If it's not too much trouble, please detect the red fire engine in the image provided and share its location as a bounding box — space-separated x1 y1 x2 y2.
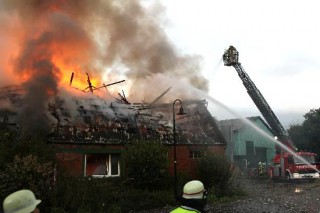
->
223 46 319 179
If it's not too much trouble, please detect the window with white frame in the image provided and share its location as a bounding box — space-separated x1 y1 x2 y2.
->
84 153 120 177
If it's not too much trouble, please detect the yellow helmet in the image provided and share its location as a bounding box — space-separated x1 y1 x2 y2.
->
3 190 41 213
182 180 206 199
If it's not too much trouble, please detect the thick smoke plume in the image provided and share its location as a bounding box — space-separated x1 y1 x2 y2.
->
0 0 208 136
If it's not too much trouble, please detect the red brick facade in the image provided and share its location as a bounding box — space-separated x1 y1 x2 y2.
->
167 144 226 177
52 143 226 178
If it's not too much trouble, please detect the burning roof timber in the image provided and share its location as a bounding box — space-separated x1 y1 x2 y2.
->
0 85 226 145
0 0 217 145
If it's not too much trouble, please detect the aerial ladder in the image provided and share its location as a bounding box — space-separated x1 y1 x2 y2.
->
222 45 295 153
222 46 320 179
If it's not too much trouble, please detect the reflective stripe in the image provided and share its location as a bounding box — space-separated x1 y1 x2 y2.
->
170 207 201 213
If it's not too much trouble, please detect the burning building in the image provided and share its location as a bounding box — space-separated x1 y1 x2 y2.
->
0 0 226 177
0 84 226 177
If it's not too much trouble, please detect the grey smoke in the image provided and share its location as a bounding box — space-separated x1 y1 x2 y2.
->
0 0 209 136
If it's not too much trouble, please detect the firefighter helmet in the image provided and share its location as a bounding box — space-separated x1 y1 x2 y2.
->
3 189 41 213
182 180 206 199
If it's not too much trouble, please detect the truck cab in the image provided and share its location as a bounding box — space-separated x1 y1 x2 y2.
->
268 152 320 179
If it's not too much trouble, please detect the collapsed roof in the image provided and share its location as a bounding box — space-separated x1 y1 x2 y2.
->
0 85 226 145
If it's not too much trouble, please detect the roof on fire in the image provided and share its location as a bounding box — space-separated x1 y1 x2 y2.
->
0 85 226 145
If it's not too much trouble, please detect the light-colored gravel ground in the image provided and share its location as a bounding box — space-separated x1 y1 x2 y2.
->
207 177 320 213
137 177 320 213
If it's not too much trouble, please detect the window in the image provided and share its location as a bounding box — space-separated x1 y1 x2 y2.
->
293 155 315 164
84 153 120 177
288 156 294 164
190 151 205 159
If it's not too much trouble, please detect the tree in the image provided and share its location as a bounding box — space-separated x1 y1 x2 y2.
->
197 153 233 197
121 141 169 190
288 108 320 154
287 124 307 151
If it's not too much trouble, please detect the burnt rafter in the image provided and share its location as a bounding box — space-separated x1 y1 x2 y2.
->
46 98 226 145
0 84 226 145
69 72 125 93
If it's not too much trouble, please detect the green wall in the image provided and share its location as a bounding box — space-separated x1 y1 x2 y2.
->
234 118 275 164
219 117 276 165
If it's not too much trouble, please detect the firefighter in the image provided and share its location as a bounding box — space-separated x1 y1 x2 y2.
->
170 180 208 213
3 189 41 213
258 162 263 175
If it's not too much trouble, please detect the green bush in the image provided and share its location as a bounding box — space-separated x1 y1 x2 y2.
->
196 154 233 197
50 208 69 213
0 135 56 169
50 176 117 213
0 130 19 169
0 135 176 212
0 134 58 213
121 141 169 190
50 176 175 212
115 187 175 212
0 154 55 212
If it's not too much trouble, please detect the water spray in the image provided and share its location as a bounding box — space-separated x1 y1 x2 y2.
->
205 95 320 174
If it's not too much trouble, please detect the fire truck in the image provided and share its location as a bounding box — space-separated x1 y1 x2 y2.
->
222 46 320 179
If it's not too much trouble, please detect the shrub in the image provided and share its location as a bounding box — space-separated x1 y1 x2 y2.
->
50 176 175 212
0 154 55 212
121 141 169 190
196 154 233 197
0 134 176 212
0 130 19 169
0 135 56 169
50 176 117 213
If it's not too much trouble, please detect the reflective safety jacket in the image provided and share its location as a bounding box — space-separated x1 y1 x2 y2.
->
170 206 201 213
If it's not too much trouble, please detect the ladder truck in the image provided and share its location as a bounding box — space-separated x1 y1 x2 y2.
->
223 46 319 179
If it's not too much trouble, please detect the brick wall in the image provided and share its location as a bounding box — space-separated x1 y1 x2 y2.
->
168 144 226 177
53 143 226 178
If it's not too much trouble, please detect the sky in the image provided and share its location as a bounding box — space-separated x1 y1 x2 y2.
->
160 0 320 128
0 0 319 130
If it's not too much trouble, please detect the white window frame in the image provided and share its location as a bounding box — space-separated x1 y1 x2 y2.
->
84 153 120 178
